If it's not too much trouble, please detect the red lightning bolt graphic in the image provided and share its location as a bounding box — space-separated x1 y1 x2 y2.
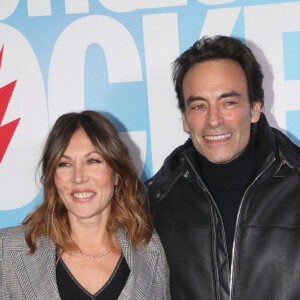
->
0 45 20 164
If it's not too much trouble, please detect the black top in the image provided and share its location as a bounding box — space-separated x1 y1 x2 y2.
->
56 254 130 300
197 137 256 264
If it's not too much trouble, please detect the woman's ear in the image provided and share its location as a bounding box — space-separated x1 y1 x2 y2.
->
114 173 119 186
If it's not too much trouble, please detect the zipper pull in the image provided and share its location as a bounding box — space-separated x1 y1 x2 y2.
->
274 157 293 177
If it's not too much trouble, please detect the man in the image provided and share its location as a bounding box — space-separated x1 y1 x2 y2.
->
146 35 300 300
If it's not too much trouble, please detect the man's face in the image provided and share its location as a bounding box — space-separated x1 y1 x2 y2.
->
182 59 261 164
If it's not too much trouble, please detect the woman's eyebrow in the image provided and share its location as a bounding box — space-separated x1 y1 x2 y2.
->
84 151 100 157
60 151 99 159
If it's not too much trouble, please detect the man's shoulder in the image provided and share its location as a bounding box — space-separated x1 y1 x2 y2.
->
272 127 300 169
145 139 195 201
147 139 193 178
256 114 300 170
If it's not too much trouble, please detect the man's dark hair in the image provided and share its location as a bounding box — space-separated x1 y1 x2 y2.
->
173 35 264 111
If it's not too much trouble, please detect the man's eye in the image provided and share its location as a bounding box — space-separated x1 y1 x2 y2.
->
57 162 70 167
193 104 205 110
225 101 236 106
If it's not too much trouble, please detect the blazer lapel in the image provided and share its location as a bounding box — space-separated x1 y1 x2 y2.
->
117 230 159 300
10 236 61 300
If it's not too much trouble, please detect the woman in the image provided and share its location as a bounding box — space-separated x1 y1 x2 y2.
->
0 111 170 299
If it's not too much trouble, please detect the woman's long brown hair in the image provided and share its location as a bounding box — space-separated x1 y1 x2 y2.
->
23 111 153 254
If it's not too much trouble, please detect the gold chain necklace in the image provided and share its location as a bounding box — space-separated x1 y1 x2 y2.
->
77 247 111 258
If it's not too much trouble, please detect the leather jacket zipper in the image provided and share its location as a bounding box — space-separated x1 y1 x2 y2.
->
229 155 276 299
184 154 229 300
275 149 293 173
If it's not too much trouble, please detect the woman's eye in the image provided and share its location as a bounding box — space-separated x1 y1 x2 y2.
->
57 162 70 168
87 158 101 164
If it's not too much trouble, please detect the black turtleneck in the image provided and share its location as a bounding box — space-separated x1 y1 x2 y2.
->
197 137 256 264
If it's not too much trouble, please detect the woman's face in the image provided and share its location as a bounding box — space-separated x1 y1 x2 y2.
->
54 128 117 225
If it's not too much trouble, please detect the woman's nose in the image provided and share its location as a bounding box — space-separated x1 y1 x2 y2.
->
71 164 89 184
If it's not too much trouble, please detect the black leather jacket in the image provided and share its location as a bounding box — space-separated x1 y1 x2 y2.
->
146 115 300 300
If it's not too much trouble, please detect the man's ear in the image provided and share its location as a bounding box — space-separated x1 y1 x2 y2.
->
251 101 261 123
181 111 190 133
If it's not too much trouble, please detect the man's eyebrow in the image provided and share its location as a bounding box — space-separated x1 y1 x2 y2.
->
219 91 242 99
185 91 243 106
186 95 206 104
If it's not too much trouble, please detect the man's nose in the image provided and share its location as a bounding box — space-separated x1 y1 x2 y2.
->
207 105 223 128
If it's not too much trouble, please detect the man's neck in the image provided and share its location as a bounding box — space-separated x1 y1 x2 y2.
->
197 136 256 191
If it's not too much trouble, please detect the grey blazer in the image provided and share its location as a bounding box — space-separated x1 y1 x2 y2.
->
0 226 170 299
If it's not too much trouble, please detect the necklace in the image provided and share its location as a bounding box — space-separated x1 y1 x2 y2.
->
76 235 117 259
77 247 111 258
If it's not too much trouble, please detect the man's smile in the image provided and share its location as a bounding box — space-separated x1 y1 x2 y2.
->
204 133 232 141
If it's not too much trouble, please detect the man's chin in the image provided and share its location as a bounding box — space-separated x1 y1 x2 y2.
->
204 153 237 165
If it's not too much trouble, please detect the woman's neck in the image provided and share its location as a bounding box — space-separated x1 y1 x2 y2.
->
68 215 110 250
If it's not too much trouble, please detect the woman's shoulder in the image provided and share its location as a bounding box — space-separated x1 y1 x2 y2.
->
0 225 27 250
0 225 26 238
117 229 164 254
145 230 165 253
